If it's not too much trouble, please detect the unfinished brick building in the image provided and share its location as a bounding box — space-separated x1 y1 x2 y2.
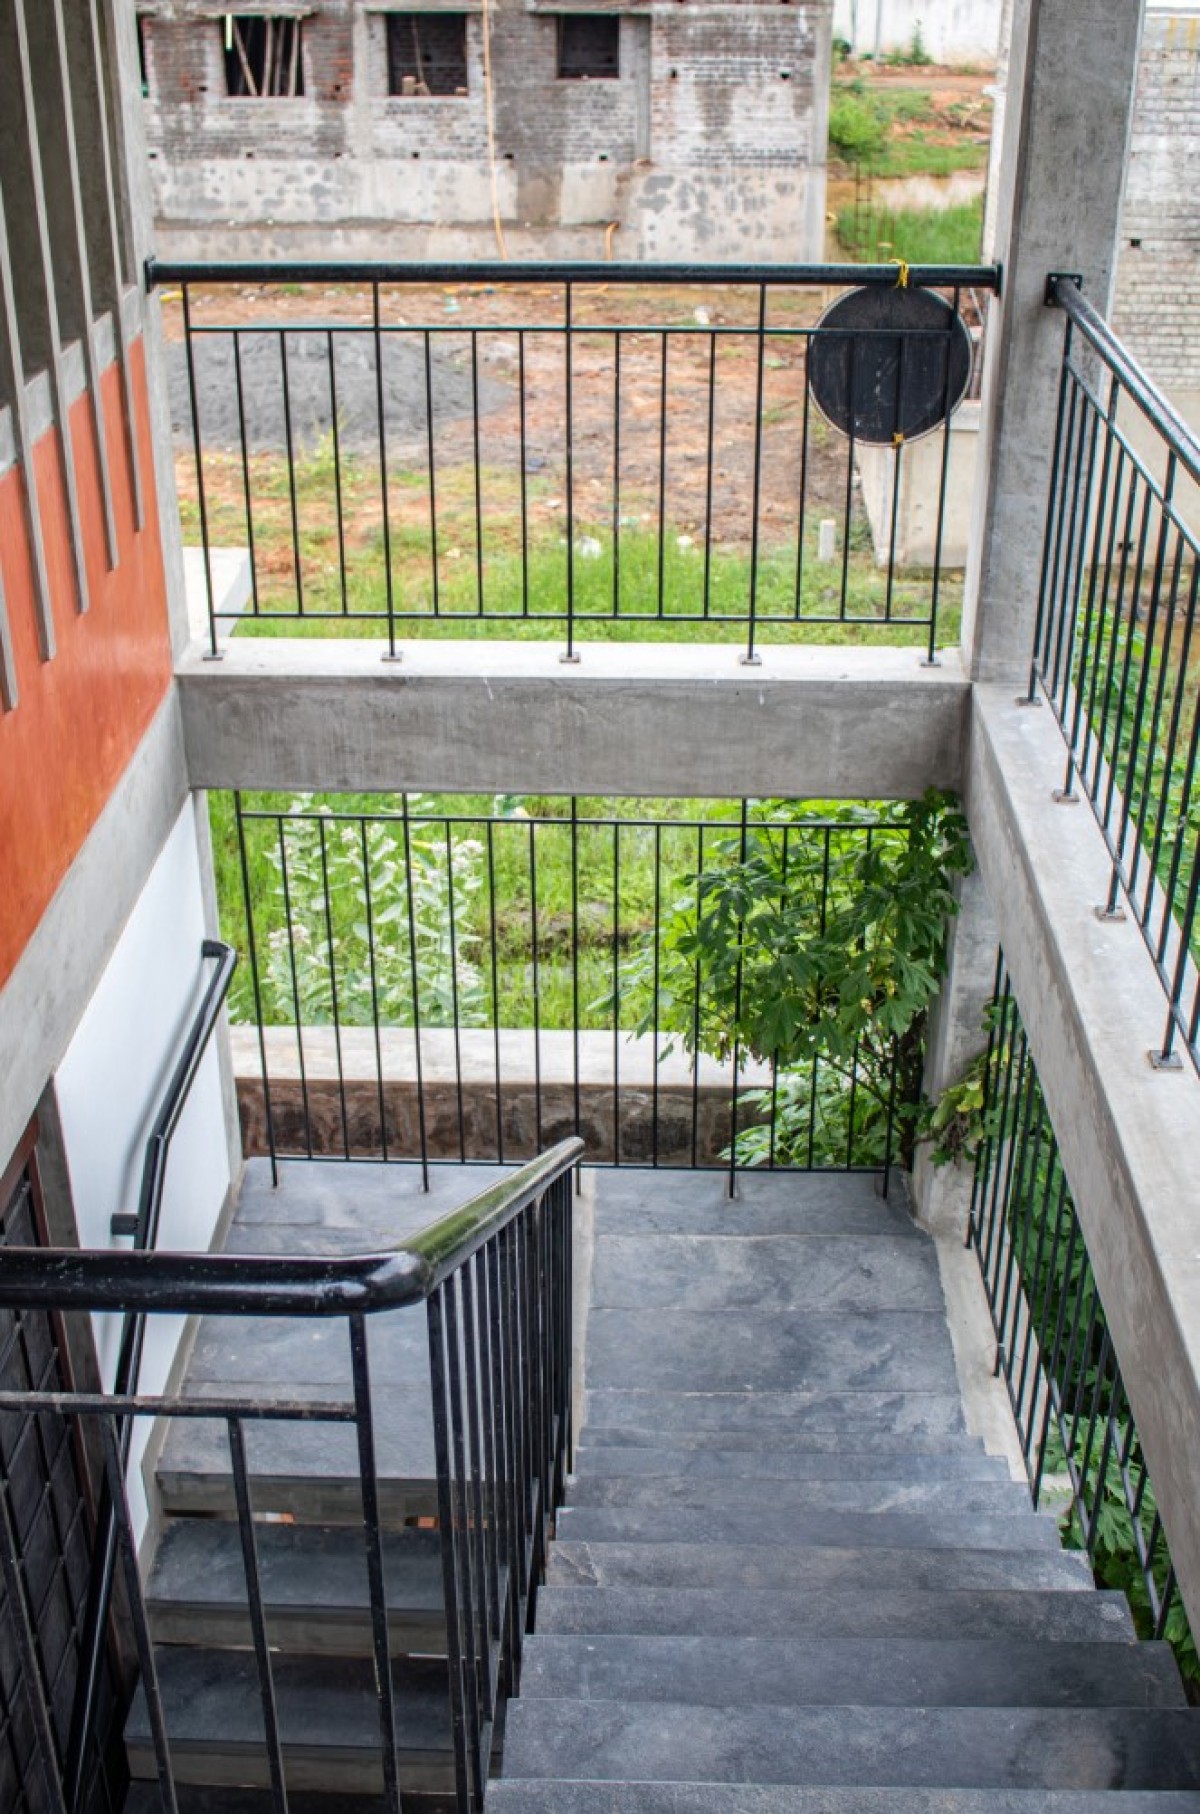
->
137 0 832 261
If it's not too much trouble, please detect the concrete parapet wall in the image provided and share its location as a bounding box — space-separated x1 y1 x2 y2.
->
233 1025 772 1165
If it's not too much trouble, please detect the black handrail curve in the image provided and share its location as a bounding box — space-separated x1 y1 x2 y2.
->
0 1137 584 1319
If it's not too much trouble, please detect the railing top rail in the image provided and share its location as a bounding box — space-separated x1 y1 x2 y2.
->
1048 272 1200 493
148 256 1003 293
0 1138 583 1320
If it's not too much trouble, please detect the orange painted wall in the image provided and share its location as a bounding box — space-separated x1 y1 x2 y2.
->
0 341 174 988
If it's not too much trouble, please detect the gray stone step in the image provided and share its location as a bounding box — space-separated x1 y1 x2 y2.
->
590 1233 943 1313
502 1700 1200 1790
534 1585 1137 1644
582 1388 967 1439
556 1504 1062 1552
586 1310 958 1394
124 1789 391 1814
518 1633 1186 1710
547 1540 1095 1594
125 1646 454 1795
564 1475 1032 1516
580 1424 983 1456
487 1788 1200 1812
590 1169 921 1239
146 1518 446 1654
158 1403 438 1520
572 1445 1009 1482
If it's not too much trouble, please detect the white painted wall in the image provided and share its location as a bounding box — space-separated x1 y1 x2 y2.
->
833 0 1002 63
54 798 232 1539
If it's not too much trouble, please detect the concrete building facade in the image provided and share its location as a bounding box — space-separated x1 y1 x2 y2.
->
1113 4 1200 392
137 0 832 261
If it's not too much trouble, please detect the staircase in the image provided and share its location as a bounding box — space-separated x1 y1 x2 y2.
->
124 1162 1200 1808
491 1169 1200 1808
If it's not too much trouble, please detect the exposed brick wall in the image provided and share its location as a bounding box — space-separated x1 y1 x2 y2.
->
1113 12 1200 394
138 0 830 260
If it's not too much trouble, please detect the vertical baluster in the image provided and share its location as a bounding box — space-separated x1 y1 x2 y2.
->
236 794 278 1183
100 1417 178 1814
428 1286 474 1810
328 330 349 616
227 1419 289 1814
348 1318 403 1814
743 285 768 665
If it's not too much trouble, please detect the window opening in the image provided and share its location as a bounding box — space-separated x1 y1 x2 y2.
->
137 16 151 96
558 14 620 79
223 15 306 97
386 13 469 95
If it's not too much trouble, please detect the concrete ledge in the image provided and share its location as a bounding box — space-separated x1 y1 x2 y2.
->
967 684 1200 1630
177 639 970 799
232 1025 771 1165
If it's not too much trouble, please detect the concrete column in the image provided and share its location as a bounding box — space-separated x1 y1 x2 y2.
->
912 864 999 1239
960 0 1146 683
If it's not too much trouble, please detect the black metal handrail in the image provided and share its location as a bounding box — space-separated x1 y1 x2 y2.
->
0 1137 580 1319
1032 275 1200 1072
0 1137 582 1814
149 257 1003 292
66 939 237 1812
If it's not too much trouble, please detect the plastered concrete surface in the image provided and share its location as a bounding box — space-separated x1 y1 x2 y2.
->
177 638 970 800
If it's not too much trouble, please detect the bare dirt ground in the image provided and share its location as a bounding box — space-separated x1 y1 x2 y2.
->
163 283 858 551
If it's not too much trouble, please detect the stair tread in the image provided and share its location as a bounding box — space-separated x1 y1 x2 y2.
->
502 1700 1200 1790
586 1309 959 1394
125 1646 454 1794
126 1646 451 1755
556 1505 1064 1552
564 1475 1031 1515
582 1389 967 1437
572 1446 1007 1481
487 1788 1200 1811
519 1632 1186 1709
590 1233 944 1314
147 1518 446 1650
590 1170 922 1238
579 1425 981 1455
534 1585 1137 1643
547 1540 1095 1593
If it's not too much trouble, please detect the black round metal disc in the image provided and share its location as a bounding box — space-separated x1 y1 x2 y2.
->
807 285 972 446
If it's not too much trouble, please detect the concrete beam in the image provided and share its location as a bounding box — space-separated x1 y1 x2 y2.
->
176 640 970 800
0 692 189 1169
967 683 1200 1633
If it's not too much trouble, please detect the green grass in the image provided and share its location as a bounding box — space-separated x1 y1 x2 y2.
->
180 446 961 651
876 135 988 179
836 195 984 266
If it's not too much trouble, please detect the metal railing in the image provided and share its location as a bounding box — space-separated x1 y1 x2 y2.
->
1032 275 1200 1072
225 793 917 1184
968 958 1189 1664
66 940 236 1814
0 1138 581 1814
150 257 999 664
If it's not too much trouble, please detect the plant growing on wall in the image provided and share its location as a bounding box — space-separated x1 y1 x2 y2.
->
617 790 973 1169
